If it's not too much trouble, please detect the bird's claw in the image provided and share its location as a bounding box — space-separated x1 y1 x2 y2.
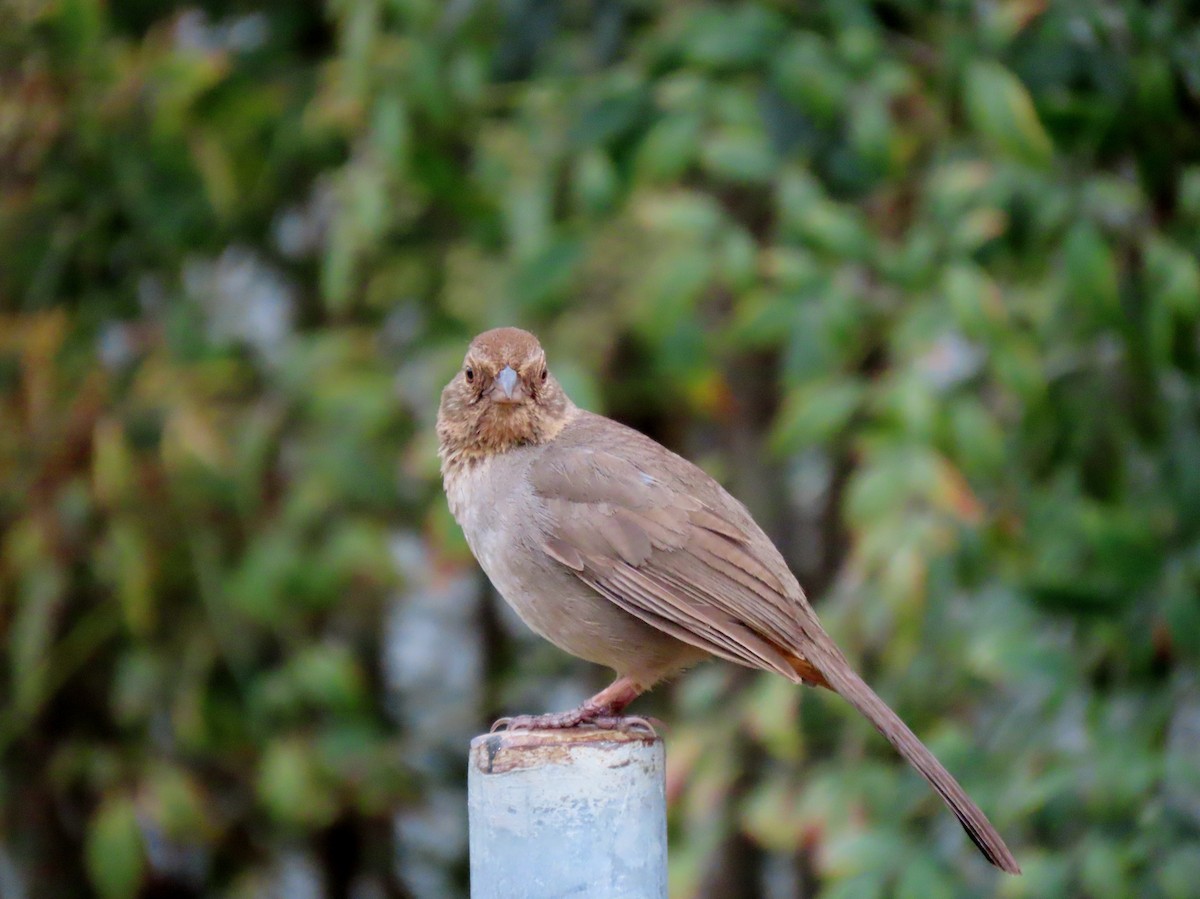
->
587 714 660 736
490 711 582 731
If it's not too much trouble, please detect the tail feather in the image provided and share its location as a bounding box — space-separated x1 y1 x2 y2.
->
794 643 1020 874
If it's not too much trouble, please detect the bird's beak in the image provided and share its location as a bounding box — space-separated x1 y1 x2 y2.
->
491 366 523 404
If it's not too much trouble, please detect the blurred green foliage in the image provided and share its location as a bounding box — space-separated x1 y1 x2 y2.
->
3 0 1200 897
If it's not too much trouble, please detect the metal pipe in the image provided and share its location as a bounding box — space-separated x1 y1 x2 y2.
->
467 728 667 899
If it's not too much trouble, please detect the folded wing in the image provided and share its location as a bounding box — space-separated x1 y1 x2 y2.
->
532 445 820 683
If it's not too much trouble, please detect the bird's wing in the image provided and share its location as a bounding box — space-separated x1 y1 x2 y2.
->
530 444 821 683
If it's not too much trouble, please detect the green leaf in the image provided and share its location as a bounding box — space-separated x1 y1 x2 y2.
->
1158 846 1200 899
103 523 155 636
1142 235 1200 314
716 227 757 291
844 447 942 525
572 150 618 216
948 397 1006 477
11 561 65 718
823 829 905 880
729 290 795 348
256 738 339 828
1063 222 1120 324
634 190 723 239
146 764 210 842
942 262 1005 338
1178 166 1200 221
741 772 804 851
369 93 410 165
678 7 785 70
1080 837 1132 899
771 378 864 453
509 238 582 314
963 61 1054 167
848 91 894 174
700 128 775 183
85 796 144 899
998 852 1072 897
635 114 701 183
771 34 848 121
569 84 648 149
112 650 164 727
290 643 368 714
786 198 871 259
895 856 954 899
92 419 135 507
550 359 602 413
633 246 714 338
1145 235 1200 363
992 334 1046 405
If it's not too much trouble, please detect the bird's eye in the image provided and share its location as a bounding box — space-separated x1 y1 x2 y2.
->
465 367 475 383
540 367 548 382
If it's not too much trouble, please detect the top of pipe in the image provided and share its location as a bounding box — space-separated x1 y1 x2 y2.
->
470 728 661 776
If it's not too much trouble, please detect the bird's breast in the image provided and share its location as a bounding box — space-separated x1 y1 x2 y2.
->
440 446 702 683
443 447 554 577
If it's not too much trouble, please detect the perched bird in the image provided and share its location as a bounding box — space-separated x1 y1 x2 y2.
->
437 326 1019 874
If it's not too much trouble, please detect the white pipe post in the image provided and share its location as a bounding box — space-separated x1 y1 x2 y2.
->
467 728 667 899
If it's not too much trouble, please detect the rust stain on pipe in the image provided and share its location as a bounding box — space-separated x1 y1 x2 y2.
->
472 729 659 775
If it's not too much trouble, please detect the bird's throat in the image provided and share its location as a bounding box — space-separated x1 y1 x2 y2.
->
437 402 574 475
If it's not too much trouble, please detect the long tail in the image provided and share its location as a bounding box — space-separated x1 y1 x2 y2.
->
791 642 1021 874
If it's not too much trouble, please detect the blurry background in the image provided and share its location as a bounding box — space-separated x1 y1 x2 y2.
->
3 0 1200 897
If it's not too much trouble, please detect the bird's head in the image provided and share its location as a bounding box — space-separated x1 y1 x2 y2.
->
437 327 573 468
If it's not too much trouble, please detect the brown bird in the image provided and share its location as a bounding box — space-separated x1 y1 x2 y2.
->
437 326 1019 874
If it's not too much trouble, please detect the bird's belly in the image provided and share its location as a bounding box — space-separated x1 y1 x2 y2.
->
488 557 701 684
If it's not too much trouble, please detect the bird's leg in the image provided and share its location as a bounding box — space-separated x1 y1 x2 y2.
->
491 675 658 734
